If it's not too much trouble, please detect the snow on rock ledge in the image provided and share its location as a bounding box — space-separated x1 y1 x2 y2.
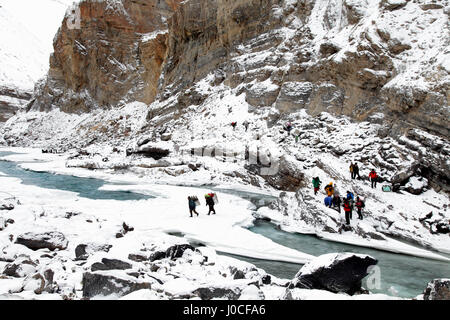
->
287 253 378 296
422 279 450 300
15 232 68 251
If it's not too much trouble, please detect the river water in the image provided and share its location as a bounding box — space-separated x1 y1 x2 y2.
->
0 153 448 298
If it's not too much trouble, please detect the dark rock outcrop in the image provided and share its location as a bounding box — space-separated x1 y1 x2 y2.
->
423 279 450 300
82 272 151 299
288 253 378 295
91 258 132 272
193 287 241 300
75 243 112 261
15 232 68 251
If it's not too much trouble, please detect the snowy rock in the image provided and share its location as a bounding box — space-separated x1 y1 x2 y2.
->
423 279 450 300
22 274 45 294
75 243 112 261
193 286 242 300
405 176 428 195
15 232 68 251
127 141 173 160
91 258 132 272
81 272 152 299
288 253 378 295
165 244 195 260
0 201 15 211
381 0 407 11
319 42 341 57
2 257 37 278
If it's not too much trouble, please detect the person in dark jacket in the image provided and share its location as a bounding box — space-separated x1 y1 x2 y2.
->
349 162 355 179
369 169 378 188
332 194 341 213
343 198 352 225
312 177 322 195
231 122 237 130
355 196 365 220
346 191 355 219
205 194 216 215
188 196 199 217
353 163 361 179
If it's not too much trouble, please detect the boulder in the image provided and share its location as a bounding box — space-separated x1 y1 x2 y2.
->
193 286 241 300
288 253 378 295
75 243 112 261
127 141 173 160
423 279 450 300
82 272 151 299
165 244 195 260
15 232 68 251
91 258 132 272
405 176 428 195
22 274 45 294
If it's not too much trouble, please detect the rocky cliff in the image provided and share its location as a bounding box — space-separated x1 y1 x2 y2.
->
2 0 449 191
29 0 182 113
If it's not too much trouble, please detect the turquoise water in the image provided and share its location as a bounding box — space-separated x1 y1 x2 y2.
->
230 220 450 298
0 151 448 298
0 156 151 201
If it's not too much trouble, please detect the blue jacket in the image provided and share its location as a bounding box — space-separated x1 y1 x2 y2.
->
347 193 354 201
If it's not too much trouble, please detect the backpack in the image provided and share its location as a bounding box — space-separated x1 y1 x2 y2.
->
382 185 392 192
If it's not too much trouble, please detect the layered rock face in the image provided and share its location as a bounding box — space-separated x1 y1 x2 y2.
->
29 0 182 113
3 0 450 190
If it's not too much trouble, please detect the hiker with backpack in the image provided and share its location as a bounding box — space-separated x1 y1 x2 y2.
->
205 193 217 215
284 122 293 135
231 122 237 130
355 196 365 220
324 182 334 197
346 191 355 219
343 198 352 225
324 196 333 208
312 177 322 195
243 120 250 132
369 169 378 189
188 196 200 217
353 163 361 179
349 162 355 179
332 194 342 213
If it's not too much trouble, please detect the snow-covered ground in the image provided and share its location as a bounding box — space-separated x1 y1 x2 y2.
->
0 147 409 300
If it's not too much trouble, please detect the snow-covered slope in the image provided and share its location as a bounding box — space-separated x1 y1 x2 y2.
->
0 0 75 91
0 0 76 122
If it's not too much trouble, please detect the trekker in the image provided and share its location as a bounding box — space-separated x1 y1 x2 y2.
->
346 191 355 219
355 196 365 220
312 177 322 195
343 198 352 225
332 194 341 213
188 196 199 217
354 163 361 179
349 162 355 179
284 122 293 135
231 122 237 130
369 169 378 189
243 120 250 132
205 193 216 215
324 182 334 197
324 196 333 208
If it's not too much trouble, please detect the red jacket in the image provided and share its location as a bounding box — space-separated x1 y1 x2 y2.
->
369 171 377 179
343 202 352 212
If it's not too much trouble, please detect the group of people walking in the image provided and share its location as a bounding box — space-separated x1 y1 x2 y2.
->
187 193 218 217
312 162 378 226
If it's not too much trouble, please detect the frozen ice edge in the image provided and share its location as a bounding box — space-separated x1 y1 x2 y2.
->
1 147 449 263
